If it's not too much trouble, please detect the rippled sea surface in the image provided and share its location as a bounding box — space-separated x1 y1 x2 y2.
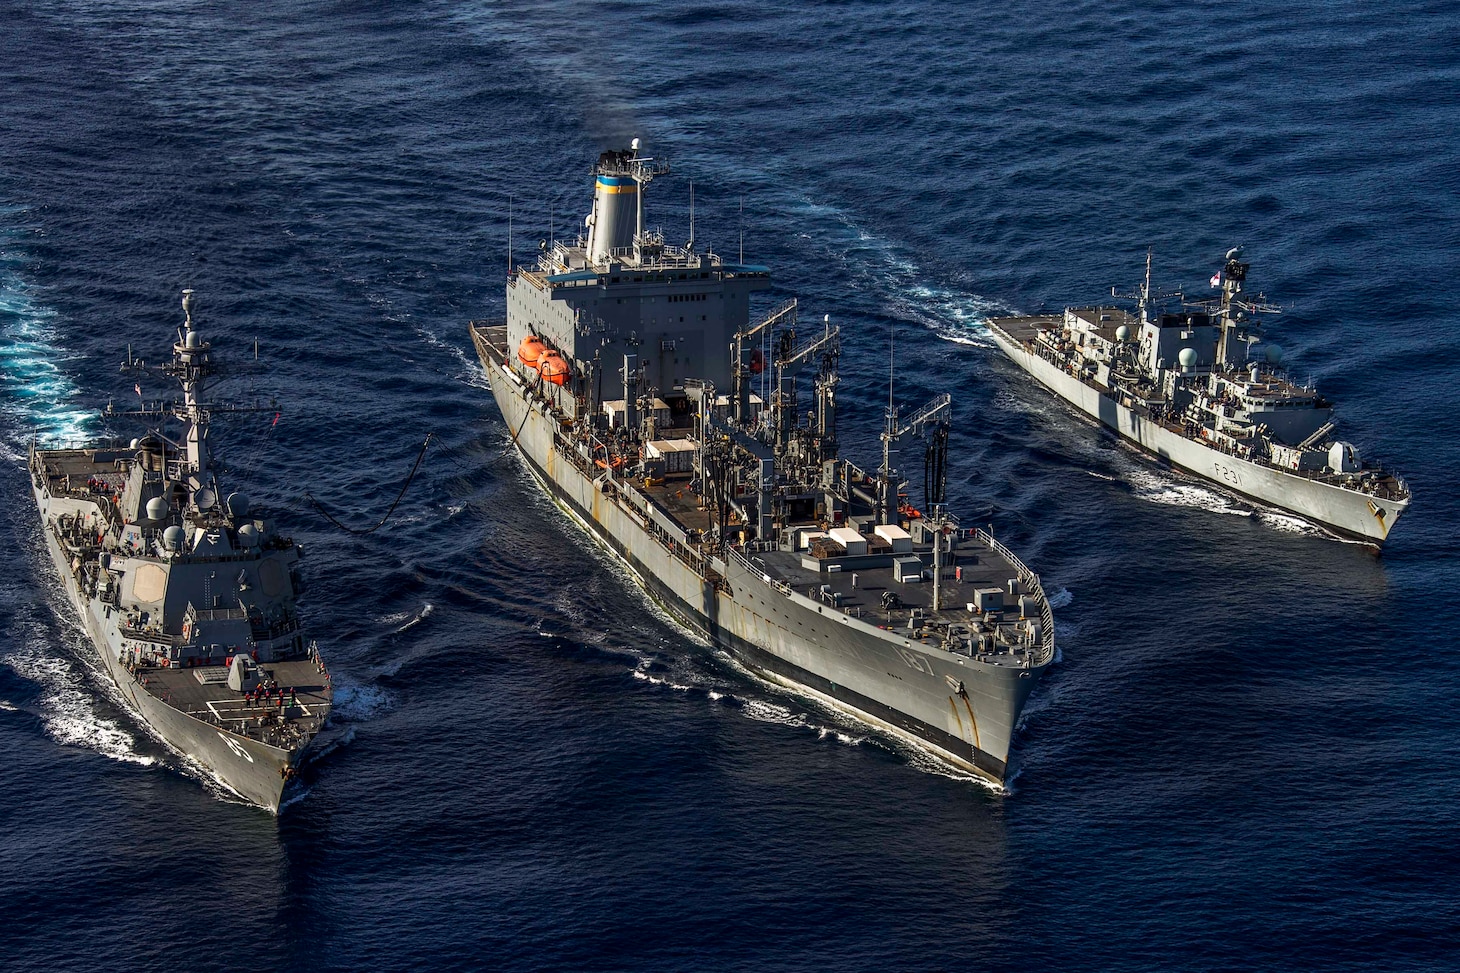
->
2 2 1457 970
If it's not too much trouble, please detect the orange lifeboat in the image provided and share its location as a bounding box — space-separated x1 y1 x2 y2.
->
517 335 547 369
539 353 570 386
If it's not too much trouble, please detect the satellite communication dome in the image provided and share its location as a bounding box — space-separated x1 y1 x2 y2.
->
185 330 201 348
130 438 141 449
1178 347 1198 368
145 496 170 521
163 525 185 551
226 492 251 518
237 523 259 547
1115 325 1131 342
1265 344 1284 364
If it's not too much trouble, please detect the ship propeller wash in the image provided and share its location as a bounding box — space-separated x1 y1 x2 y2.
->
28 291 332 811
470 144 1053 783
987 249 1410 544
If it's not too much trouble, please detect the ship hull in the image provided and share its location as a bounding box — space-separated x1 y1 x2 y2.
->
988 323 1405 543
482 354 1041 783
31 479 299 812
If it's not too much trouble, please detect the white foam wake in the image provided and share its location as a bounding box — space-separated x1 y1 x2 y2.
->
1254 509 1332 538
778 191 1012 349
391 602 434 634
330 682 392 721
631 659 696 693
1125 468 1253 517
0 211 93 446
2 645 155 766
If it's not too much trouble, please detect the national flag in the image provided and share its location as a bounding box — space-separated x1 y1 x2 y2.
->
272 412 280 427
1209 271 1222 288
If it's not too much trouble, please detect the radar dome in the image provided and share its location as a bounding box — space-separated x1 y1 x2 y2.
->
226 492 251 518
185 330 201 348
145 496 170 521
130 438 141 449
163 525 185 551
237 523 259 547
1264 344 1284 365
1115 325 1131 342
1178 347 1198 368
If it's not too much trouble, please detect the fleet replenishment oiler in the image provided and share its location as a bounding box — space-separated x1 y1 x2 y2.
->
470 144 1053 783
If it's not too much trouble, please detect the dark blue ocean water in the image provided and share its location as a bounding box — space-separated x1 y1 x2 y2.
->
2 2 1458 970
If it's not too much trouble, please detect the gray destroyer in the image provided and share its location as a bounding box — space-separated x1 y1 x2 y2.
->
27 292 332 812
987 250 1409 544
470 145 1053 783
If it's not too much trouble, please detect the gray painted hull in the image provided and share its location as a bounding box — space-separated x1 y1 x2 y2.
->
988 323 1404 543
32 481 297 812
485 359 1041 783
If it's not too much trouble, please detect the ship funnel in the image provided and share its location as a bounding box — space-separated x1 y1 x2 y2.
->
585 148 642 264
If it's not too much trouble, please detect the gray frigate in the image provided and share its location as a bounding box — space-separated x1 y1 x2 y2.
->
27 291 332 812
987 249 1410 544
470 144 1053 784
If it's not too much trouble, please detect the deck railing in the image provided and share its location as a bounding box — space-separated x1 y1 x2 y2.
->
727 545 792 596
974 529 1057 666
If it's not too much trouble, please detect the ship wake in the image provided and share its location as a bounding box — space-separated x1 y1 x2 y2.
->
2 643 156 766
1126 468 1254 517
0 211 93 447
715 652 1005 790
331 681 393 722
630 654 870 749
786 193 1011 349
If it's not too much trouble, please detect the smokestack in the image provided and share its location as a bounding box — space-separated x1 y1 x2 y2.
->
585 149 640 264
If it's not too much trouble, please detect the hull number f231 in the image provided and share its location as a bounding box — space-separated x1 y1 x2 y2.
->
1212 461 1243 487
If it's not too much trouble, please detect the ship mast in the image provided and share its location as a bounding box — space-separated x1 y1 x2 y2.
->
1140 248 1153 325
1112 247 1180 327
117 288 265 481
1213 246 1247 374
1210 246 1280 391
167 290 213 475
626 137 668 265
